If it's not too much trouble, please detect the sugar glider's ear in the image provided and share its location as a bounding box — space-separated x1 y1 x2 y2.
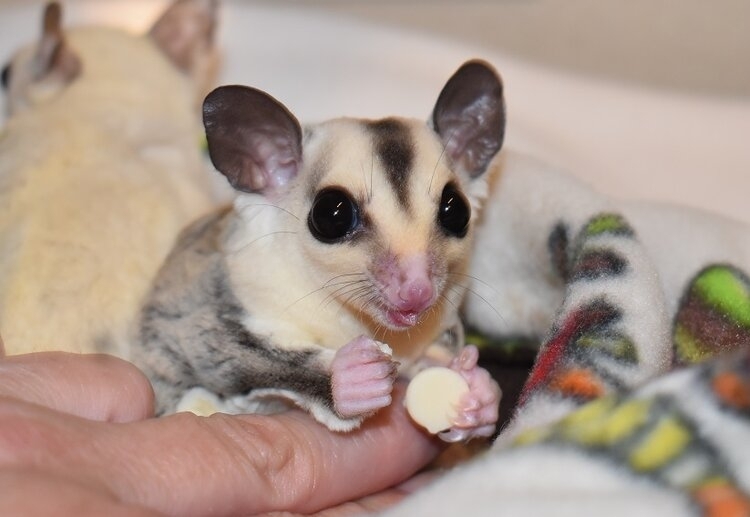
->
3 2 81 113
203 85 303 198
431 60 505 179
149 0 219 95
34 2 81 86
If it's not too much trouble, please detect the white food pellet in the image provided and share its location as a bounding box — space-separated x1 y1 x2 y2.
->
405 367 469 434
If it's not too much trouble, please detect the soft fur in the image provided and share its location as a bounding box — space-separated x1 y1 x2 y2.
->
0 1 219 357
132 61 504 438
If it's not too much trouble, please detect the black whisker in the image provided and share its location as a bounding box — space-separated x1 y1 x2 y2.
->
231 231 298 255
446 281 507 328
363 295 387 340
320 273 368 289
428 129 453 196
447 271 502 298
283 273 366 312
361 156 375 203
340 285 376 309
242 202 300 221
320 281 371 310
437 290 459 313
319 284 367 310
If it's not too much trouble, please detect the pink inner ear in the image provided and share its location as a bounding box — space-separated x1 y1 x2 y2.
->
204 85 303 197
251 135 300 193
432 61 505 178
442 96 501 177
270 159 299 190
442 120 473 165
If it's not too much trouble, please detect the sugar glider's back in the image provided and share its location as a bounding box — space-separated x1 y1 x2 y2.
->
0 0 220 357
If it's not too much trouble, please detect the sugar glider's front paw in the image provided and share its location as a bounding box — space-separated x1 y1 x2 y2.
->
330 335 399 419
439 345 501 442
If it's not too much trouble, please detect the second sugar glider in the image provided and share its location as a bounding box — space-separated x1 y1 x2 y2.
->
0 1 219 357
133 60 504 440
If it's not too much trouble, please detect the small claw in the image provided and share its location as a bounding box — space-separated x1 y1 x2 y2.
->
438 428 471 443
460 395 481 412
451 345 479 371
452 411 479 428
471 424 497 438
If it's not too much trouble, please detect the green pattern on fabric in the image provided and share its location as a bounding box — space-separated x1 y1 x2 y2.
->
577 333 639 363
584 214 632 238
693 266 750 328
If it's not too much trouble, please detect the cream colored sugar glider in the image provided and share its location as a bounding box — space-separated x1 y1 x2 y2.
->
0 1 219 357
133 60 504 440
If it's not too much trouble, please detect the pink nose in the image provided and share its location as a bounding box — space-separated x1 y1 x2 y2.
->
397 280 434 313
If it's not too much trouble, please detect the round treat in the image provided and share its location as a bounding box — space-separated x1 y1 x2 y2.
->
405 367 469 434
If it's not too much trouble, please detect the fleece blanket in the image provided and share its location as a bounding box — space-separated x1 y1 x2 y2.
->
384 151 750 516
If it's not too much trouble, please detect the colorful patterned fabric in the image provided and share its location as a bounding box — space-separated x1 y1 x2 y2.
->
492 213 750 513
514 352 750 515
674 265 750 365
518 213 671 407
385 207 750 516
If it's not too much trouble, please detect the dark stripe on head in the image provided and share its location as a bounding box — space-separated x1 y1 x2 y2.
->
367 118 414 211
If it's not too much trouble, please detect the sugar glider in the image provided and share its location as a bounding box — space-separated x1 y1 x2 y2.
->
0 1 220 357
133 60 504 440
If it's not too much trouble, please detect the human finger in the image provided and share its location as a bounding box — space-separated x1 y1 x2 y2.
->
0 467 163 516
0 352 154 422
0 382 442 516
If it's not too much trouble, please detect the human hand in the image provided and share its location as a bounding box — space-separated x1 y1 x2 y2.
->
0 351 442 516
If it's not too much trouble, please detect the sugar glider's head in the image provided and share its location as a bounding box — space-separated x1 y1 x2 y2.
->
1 0 218 116
204 60 505 330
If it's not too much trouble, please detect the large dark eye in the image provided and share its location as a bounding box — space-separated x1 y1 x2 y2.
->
308 188 361 243
438 183 470 237
1 63 10 90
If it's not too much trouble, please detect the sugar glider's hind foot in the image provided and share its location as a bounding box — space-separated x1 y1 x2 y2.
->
439 345 501 442
175 386 226 416
330 335 399 419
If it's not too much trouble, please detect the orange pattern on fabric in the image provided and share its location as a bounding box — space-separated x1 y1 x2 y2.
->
712 372 750 410
693 482 750 517
550 369 605 399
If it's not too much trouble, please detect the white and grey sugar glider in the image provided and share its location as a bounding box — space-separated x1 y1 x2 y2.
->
132 60 504 440
0 0 219 357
